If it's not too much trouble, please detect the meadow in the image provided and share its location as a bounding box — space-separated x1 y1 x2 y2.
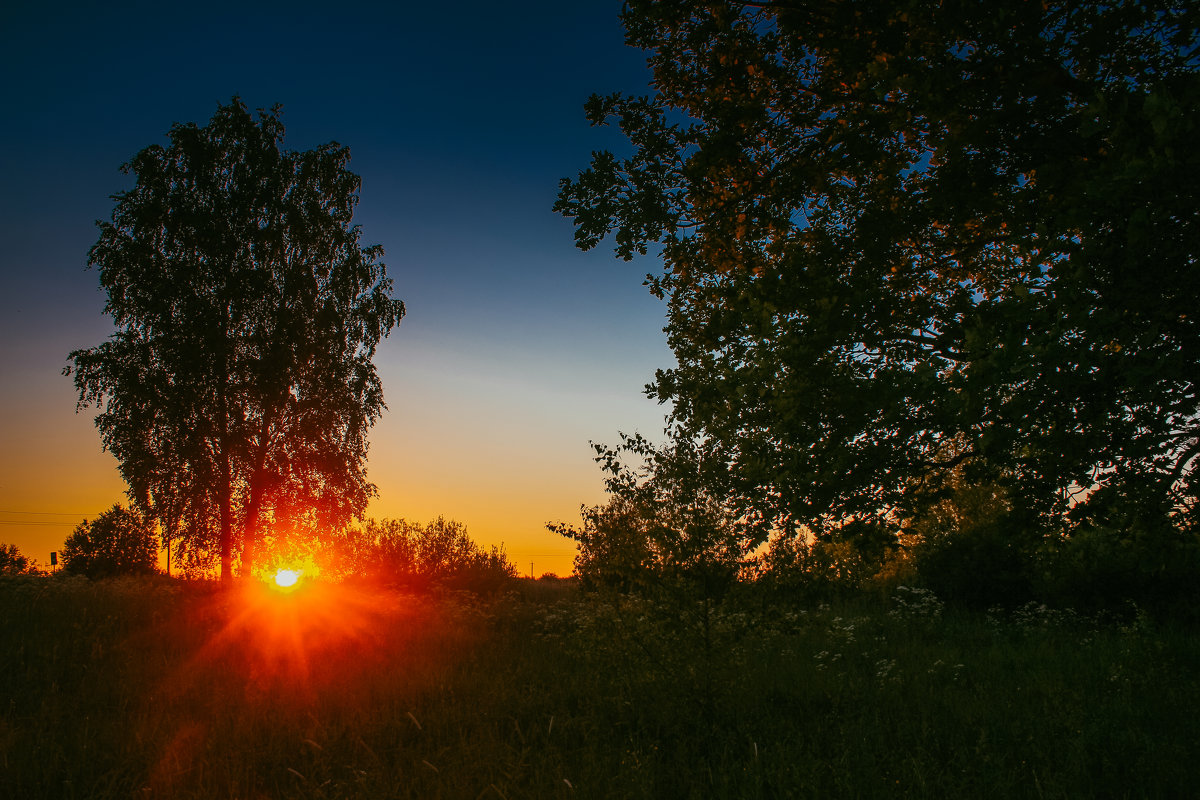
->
2 574 1198 799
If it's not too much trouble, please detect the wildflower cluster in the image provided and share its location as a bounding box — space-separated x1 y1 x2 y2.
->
888 586 944 622
925 659 966 682
986 601 1083 630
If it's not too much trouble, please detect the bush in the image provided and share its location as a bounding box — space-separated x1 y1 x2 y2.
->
61 505 158 579
755 521 909 599
323 517 516 593
916 520 1035 609
1038 525 1200 618
551 491 745 600
0 543 36 575
551 433 749 602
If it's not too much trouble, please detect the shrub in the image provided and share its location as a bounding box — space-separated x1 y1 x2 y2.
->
1038 525 1200 618
551 492 744 599
0 543 36 575
755 521 909 599
916 519 1035 609
323 517 516 593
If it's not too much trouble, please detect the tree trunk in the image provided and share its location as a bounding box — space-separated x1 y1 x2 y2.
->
217 309 234 582
241 479 264 579
240 415 274 580
219 446 234 582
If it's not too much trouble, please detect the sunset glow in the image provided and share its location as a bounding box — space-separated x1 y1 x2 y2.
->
0 0 669 585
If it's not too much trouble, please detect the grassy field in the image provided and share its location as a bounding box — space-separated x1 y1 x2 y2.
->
2 575 1197 799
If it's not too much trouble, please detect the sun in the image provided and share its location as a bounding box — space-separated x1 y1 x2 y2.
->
274 568 300 588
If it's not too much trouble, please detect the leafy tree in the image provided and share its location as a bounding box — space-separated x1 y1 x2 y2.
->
62 505 157 579
553 494 662 590
0 544 35 576
558 1 1200 548
552 435 755 732
68 99 405 581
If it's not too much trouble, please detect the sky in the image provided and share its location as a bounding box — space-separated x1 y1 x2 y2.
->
0 1 673 578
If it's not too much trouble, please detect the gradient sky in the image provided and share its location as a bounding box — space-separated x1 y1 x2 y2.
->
0 1 673 577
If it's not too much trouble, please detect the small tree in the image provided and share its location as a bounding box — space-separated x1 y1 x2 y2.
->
552 433 749 595
552 494 661 591
62 505 158 579
552 435 755 732
0 544 35 576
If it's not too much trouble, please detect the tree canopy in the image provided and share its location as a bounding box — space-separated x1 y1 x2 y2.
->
552 433 748 591
68 98 405 580
557 0 1200 545
62 505 158 579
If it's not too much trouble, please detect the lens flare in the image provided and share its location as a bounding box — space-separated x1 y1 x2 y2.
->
274 569 300 588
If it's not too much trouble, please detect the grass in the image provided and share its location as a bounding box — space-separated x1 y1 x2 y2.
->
2 574 1197 798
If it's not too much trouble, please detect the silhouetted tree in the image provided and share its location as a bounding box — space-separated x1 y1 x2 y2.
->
62 505 157 579
0 544 35 576
552 435 754 734
551 433 748 595
558 1 1200 552
68 98 405 581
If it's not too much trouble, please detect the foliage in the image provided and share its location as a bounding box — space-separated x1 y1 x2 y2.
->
756 521 910 597
906 467 1038 606
1038 524 1200 618
0 543 36 575
550 433 749 595
61 504 158 579
550 494 659 590
917 518 1036 609
557 1 1200 551
322 517 517 593
67 98 404 581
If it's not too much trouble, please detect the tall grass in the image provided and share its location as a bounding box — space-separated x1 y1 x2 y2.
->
2 574 1197 798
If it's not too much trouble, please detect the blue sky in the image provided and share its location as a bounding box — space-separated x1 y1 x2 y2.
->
0 1 672 576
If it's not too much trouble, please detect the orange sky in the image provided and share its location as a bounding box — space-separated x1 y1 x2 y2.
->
0 317 670 579
0 2 671 580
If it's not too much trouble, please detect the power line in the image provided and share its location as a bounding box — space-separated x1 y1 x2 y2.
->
0 510 91 528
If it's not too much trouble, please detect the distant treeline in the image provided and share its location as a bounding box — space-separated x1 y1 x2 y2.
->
555 467 1200 622
3 513 516 595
